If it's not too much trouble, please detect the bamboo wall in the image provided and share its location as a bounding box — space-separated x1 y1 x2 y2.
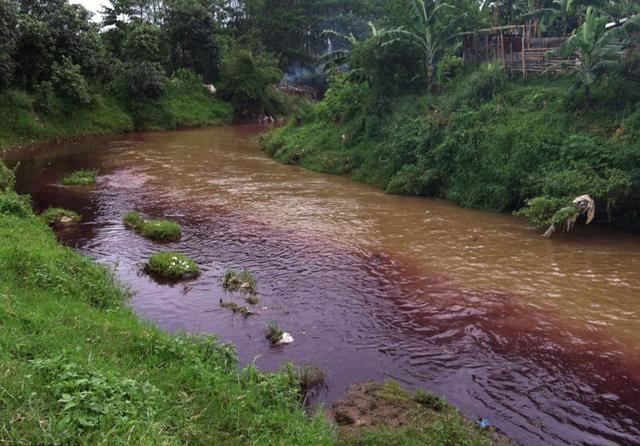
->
463 28 574 77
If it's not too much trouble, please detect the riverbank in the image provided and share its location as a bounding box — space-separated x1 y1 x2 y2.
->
260 69 640 233
0 163 499 444
0 78 233 150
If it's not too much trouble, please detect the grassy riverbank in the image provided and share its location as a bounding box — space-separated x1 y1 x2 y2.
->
261 69 640 232
0 167 497 445
0 76 232 150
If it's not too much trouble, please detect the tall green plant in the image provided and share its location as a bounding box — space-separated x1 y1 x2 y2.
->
549 7 623 100
382 0 463 86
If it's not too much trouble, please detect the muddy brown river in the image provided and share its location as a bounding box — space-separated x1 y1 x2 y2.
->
5 125 640 445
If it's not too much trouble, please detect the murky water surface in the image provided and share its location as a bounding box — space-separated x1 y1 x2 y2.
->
6 126 640 445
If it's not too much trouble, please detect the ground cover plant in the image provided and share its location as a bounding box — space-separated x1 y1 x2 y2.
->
222 268 258 293
62 169 98 186
124 210 182 241
40 207 81 226
144 251 200 280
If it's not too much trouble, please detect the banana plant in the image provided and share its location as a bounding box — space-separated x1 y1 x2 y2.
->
320 22 382 71
380 0 464 86
549 7 624 101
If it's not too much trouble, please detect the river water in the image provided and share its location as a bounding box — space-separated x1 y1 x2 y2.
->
5 125 640 445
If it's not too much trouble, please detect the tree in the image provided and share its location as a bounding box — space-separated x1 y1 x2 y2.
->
165 0 221 83
0 0 20 88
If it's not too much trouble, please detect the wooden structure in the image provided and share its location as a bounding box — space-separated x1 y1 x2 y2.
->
463 25 573 77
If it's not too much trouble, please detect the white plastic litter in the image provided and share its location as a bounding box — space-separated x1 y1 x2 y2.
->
278 333 294 344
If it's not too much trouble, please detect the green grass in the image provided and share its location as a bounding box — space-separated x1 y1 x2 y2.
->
62 169 98 186
123 211 182 242
144 251 200 280
0 185 333 445
0 83 232 150
40 207 81 226
222 268 258 293
0 90 134 149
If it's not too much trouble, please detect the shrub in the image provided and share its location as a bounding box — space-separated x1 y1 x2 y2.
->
0 159 15 191
437 55 465 82
51 57 91 105
0 190 32 217
62 169 98 186
316 72 370 123
217 50 284 118
144 251 200 280
453 64 507 107
515 196 571 228
40 208 81 226
115 62 168 101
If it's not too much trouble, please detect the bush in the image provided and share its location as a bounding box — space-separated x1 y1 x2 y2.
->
0 159 15 191
51 57 92 105
115 61 167 101
437 55 465 82
62 169 98 186
0 190 32 217
144 251 200 280
316 72 370 123
217 50 284 119
453 64 507 107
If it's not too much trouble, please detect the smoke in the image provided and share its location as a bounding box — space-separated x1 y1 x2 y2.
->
282 66 323 85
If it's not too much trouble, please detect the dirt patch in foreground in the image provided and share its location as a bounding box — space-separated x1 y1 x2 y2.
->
329 381 515 446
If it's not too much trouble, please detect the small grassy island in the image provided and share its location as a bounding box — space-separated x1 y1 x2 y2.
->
62 169 98 186
124 210 182 241
144 251 200 280
40 207 81 227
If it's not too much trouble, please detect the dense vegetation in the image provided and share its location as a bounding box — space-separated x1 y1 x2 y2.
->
262 0 640 231
0 0 400 146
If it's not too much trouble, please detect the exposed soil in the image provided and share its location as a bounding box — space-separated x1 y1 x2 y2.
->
330 382 516 445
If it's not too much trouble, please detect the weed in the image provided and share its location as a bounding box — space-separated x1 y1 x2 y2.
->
246 295 259 305
222 268 257 293
220 300 252 317
296 364 328 397
62 169 98 186
414 389 447 411
265 321 284 344
144 251 200 280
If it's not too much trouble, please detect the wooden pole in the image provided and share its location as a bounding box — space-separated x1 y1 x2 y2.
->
521 25 527 79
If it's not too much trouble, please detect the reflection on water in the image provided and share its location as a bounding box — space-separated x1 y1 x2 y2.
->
7 126 640 446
